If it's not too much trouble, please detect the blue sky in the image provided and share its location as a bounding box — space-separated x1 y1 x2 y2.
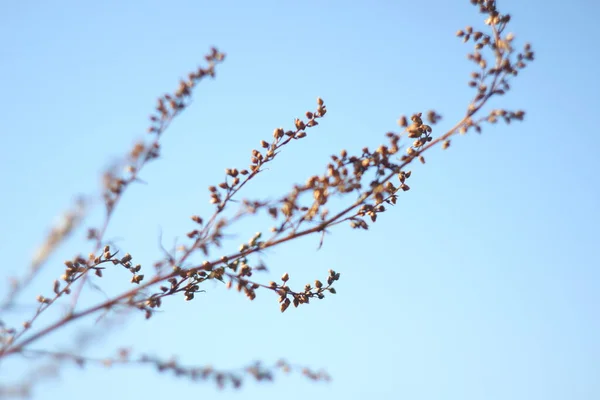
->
1 0 599 399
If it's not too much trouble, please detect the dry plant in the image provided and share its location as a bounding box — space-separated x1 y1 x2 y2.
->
0 0 534 397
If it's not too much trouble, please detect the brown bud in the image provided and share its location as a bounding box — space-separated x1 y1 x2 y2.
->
280 299 290 313
273 128 284 139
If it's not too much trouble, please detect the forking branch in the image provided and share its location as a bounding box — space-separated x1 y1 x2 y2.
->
0 0 533 394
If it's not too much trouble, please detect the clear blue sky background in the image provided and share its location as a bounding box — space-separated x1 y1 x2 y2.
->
1 0 599 399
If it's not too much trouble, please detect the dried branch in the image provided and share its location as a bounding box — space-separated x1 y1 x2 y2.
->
0 0 534 396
